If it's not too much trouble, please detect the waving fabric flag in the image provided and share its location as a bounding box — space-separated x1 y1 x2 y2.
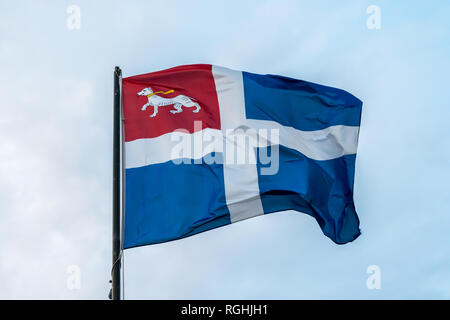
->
122 64 362 249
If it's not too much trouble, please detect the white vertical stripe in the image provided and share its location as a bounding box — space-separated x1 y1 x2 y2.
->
212 66 265 223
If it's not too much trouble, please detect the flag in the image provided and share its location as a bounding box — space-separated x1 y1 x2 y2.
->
122 64 362 249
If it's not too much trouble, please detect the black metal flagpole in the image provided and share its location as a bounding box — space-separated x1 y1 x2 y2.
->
111 66 122 300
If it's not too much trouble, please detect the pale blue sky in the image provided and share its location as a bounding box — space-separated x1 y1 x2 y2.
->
0 0 449 299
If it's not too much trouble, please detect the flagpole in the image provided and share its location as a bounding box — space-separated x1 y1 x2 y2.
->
111 66 122 300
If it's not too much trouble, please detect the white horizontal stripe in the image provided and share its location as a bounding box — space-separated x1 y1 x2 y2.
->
124 123 358 169
247 120 359 160
124 128 222 169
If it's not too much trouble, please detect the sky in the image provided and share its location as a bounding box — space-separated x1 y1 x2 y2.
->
0 0 449 299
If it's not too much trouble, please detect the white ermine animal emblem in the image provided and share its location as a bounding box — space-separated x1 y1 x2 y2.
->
137 87 201 118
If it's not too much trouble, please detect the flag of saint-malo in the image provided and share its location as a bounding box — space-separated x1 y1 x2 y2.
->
122 64 362 249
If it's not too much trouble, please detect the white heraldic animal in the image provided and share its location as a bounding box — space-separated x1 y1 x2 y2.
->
137 87 201 117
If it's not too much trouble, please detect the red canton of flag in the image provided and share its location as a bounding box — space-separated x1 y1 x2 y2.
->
122 64 221 142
